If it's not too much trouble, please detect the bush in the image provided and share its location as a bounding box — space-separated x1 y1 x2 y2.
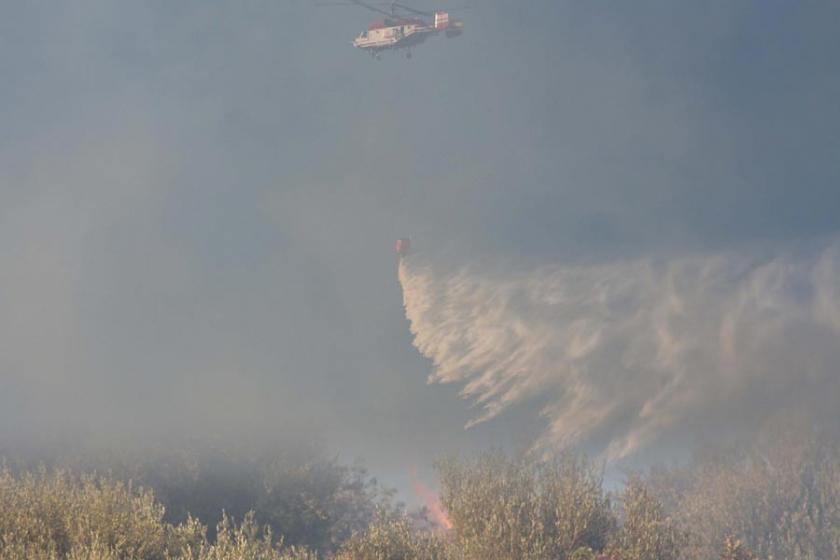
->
176 512 317 560
0 467 314 560
4 438 394 555
336 512 449 560
9 435 840 560
719 536 756 560
0 466 176 560
437 452 615 560
609 475 685 560
647 431 840 560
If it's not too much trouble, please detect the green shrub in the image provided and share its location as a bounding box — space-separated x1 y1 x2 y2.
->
647 432 840 560
0 467 314 560
8 435 840 560
437 452 615 560
50 440 393 554
719 536 756 560
336 512 449 560
175 512 317 560
610 475 685 560
0 467 175 560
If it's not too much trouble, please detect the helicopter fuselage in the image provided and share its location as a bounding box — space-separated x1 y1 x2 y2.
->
351 11 463 56
353 19 436 52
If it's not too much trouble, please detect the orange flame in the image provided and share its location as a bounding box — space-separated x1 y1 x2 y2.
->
409 467 452 531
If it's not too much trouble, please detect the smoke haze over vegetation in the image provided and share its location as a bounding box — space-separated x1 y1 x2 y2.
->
2 0 840 477
2 0 840 557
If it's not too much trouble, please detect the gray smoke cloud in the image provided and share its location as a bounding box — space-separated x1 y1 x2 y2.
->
399 240 840 460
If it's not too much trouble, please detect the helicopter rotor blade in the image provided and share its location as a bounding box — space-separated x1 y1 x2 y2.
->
388 2 433 17
314 0 394 18
391 4 472 19
315 0 471 19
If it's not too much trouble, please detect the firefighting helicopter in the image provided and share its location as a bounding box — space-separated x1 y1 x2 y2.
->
317 0 464 59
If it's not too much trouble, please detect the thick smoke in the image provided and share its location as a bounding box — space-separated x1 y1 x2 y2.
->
399 240 840 460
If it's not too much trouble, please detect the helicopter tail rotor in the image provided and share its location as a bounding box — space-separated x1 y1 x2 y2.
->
434 11 450 29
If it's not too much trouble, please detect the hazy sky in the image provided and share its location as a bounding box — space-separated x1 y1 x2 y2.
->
2 1 840 494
